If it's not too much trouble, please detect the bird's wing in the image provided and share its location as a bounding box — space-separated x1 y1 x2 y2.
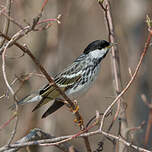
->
32 62 83 112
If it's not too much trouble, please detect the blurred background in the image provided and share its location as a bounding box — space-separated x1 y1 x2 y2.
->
0 0 152 151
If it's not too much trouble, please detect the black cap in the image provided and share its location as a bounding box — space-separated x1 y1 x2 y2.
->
83 40 110 54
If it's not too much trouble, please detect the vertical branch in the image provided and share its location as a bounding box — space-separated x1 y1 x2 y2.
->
0 1 20 145
98 0 127 151
83 138 92 152
99 15 152 150
0 0 11 47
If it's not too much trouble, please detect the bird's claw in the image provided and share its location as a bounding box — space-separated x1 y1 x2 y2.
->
74 116 84 127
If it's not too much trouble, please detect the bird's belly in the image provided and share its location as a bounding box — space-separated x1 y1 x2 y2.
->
66 66 100 99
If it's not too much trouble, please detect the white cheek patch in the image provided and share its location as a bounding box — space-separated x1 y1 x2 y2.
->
89 48 108 59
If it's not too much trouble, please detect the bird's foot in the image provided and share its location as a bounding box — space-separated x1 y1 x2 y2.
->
71 100 84 127
74 116 84 128
68 100 79 113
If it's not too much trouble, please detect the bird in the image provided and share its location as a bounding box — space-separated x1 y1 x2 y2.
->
10 40 113 118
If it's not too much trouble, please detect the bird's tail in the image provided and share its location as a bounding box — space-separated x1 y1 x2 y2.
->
9 92 42 110
42 100 64 118
9 93 64 118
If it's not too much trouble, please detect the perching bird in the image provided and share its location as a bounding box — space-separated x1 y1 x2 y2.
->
10 40 113 118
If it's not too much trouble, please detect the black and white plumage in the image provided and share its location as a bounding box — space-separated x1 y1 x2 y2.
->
10 40 112 118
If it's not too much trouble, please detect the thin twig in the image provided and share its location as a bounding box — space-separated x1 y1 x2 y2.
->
2 38 15 95
141 94 152 146
0 10 24 30
40 0 48 13
4 128 80 152
0 1 49 146
0 113 99 151
0 113 17 131
98 1 126 151
100 27 152 131
1 36 20 145
0 127 151 152
37 15 61 25
99 0 125 127
7 114 19 145
0 73 43 132
0 0 11 47
126 121 145 140
0 14 61 55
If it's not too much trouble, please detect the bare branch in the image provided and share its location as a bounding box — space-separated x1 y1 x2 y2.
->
0 0 11 47
0 113 17 131
0 127 151 152
2 128 80 152
99 18 152 146
98 0 127 151
2 38 15 95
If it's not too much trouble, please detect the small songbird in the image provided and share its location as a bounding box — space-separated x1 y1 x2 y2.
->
10 40 113 118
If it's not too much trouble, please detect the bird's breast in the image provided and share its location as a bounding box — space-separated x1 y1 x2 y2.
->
66 64 100 99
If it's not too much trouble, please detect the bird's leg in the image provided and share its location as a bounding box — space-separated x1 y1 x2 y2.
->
64 100 80 113
74 115 84 127
56 98 83 126
72 100 84 127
